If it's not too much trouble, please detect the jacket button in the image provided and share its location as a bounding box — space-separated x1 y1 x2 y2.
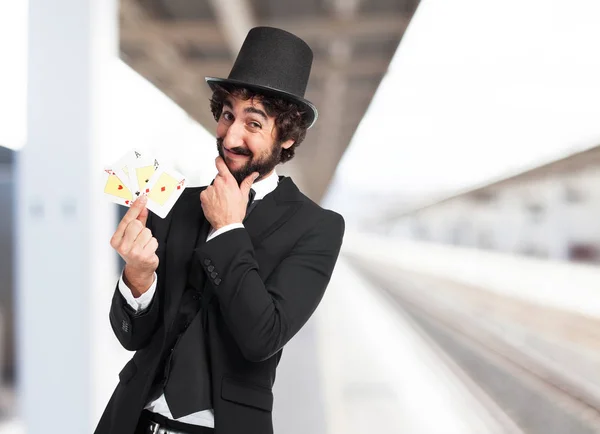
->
203 259 211 266
210 271 218 279
214 277 222 285
207 265 215 272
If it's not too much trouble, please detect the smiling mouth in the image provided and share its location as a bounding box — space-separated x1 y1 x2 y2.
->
224 147 250 157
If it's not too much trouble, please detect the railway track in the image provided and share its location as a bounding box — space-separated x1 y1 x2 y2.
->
347 258 600 434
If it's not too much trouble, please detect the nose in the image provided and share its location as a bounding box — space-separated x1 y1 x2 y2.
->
222 119 245 150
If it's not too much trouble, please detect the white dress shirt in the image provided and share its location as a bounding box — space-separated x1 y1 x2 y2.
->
118 170 279 428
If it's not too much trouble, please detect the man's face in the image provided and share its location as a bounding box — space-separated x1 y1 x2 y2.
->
216 95 294 185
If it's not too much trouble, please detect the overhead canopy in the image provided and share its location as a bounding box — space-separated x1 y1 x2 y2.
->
118 0 420 201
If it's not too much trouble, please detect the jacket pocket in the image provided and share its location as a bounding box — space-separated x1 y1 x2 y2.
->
118 358 137 384
221 376 273 412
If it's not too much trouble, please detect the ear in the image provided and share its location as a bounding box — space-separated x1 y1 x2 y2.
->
280 139 295 150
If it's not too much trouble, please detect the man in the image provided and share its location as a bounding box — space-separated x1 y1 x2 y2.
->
95 27 345 434
96 27 344 434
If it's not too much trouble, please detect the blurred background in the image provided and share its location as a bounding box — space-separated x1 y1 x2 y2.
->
1 0 600 432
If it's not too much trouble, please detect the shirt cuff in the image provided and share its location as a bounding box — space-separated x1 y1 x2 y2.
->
206 223 244 242
118 271 157 312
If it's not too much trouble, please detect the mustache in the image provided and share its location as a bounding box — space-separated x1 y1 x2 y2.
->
216 138 252 156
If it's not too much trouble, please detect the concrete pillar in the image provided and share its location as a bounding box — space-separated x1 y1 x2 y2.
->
17 0 119 432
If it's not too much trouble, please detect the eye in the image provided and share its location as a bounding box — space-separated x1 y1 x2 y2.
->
248 121 262 129
221 111 233 122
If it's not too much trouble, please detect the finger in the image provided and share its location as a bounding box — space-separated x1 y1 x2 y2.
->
240 172 260 197
137 205 149 227
199 188 209 204
114 195 148 240
215 156 233 180
134 227 153 250
143 237 159 253
119 220 144 254
212 174 224 187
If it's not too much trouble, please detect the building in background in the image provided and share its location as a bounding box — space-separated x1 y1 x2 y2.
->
380 144 600 263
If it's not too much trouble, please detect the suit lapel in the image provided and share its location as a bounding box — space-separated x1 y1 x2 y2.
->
243 177 302 247
164 189 205 325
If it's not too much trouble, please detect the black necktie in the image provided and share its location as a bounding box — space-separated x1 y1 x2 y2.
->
245 188 257 218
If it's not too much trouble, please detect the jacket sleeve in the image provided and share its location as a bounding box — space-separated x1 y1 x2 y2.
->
195 210 345 362
108 211 162 351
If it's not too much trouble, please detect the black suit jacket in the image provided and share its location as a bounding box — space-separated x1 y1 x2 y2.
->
95 176 345 434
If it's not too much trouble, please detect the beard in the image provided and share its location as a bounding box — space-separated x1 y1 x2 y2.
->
216 138 281 185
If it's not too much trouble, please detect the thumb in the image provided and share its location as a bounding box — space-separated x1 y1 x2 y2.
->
241 172 259 196
136 204 149 226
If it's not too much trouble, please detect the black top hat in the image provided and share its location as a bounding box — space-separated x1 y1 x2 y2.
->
205 27 318 128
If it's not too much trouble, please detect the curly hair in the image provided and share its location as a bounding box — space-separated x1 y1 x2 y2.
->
209 84 311 164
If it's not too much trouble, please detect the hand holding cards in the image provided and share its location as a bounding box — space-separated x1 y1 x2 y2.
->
103 149 188 218
110 195 158 296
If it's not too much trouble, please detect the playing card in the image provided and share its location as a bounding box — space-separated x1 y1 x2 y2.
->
102 167 134 207
112 148 144 186
129 153 161 200
144 167 188 218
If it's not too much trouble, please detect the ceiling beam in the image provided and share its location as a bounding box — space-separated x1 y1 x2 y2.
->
120 13 410 47
303 0 362 202
207 0 256 54
271 13 410 41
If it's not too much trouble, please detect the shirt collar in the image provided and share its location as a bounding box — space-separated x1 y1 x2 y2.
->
252 169 279 200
